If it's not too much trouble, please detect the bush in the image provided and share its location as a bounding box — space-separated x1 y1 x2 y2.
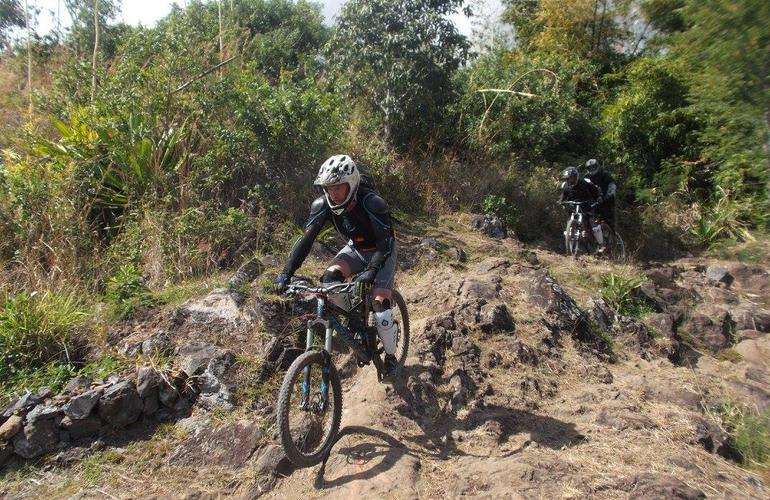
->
482 194 517 229
105 264 159 319
0 290 90 382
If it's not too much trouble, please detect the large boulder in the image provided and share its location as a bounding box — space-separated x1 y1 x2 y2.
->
97 381 143 428
12 417 59 459
0 415 23 441
60 415 102 440
169 420 262 468
177 344 235 377
63 389 102 420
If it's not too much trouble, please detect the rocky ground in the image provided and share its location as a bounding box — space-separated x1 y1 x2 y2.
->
1 214 769 499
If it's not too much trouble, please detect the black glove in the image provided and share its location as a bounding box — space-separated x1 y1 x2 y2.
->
596 195 604 204
354 268 377 296
274 272 292 294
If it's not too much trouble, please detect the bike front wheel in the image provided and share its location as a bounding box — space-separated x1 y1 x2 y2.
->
602 224 626 261
277 350 343 467
565 220 580 257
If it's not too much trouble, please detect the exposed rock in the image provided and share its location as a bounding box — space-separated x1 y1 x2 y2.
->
691 416 740 461
588 298 615 331
169 420 262 468
260 254 278 267
177 343 235 377
178 288 254 326
26 403 61 425
596 408 656 430
119 341 142 357
1 390 47 419
448 246 467 262
62 376 93 395
254 444 293 476
617 473 705 499
449 370 474 411
527 269 613 357
681 309 735 349
98 381 143 428
142 388 160 416
141 330 174 356
63 389 101 420
706 266 733 286
644 266 678 288
459 277 501 301
477 303 515 334
470 214 506 239
60 415 102 440
196 372 236 411
474 257 511 274
726 263 770 292
242 444 296 495
13 418 59 459
645 313 675 337
1 441 13 466
0 415 23 441
511 341 539 366
734 338 770 368
159 379 180 408
136 366 162 398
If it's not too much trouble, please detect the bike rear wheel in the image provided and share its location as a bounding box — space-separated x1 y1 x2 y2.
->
602 224 626 260
277 350 342 467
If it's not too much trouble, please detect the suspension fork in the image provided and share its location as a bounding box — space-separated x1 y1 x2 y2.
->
301 298 334 411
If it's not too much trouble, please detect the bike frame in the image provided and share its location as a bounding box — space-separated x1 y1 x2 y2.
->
289 282 377 411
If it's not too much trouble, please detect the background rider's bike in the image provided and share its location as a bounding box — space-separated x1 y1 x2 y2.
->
562 201 625 259
276 279 410 468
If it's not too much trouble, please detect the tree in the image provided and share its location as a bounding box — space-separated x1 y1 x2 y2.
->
327 0 470 148
0 0 24 49
64 0 121 59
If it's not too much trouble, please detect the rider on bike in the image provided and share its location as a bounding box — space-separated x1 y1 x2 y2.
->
558 166 606 252
585 158 617 232
275 155 399 377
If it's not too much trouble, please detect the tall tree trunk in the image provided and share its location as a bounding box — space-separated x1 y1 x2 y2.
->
24 0 32 115
218 0 224 78
91 0 100 102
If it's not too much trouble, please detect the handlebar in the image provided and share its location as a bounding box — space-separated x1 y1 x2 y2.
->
285 280 356 296
561 201 598 208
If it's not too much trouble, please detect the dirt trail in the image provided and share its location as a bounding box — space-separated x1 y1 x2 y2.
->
261 236 770 499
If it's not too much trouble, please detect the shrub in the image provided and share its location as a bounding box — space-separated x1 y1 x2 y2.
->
482 194 517 229
600 272 652 318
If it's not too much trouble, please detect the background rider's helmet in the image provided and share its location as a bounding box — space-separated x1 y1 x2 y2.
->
560 166 579 188
314 154 361 215
585 158 600 173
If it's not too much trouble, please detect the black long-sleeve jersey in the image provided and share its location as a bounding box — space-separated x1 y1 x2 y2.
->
559 178 601 204
282 188 395 275
586 168 617 197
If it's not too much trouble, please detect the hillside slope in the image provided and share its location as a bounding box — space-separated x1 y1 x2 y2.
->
1 215 769 499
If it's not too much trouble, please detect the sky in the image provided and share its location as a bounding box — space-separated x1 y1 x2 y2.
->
27 0 504 38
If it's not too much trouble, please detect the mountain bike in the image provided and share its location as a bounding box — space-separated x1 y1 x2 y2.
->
562 201 625 259
276 279 410 467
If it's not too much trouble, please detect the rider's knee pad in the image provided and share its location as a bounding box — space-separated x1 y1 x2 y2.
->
321 269 344 283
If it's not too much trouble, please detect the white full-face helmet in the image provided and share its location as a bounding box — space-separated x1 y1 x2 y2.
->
314 154 360 215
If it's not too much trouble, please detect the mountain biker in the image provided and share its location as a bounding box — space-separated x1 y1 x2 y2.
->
585 158 617 232
558 166 606 252
275 154 399 377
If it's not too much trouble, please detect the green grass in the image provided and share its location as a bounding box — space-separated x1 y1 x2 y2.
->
0 290 91 383
714 402 770 466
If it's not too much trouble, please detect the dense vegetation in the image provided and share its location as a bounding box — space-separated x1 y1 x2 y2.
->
0 0 767 391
